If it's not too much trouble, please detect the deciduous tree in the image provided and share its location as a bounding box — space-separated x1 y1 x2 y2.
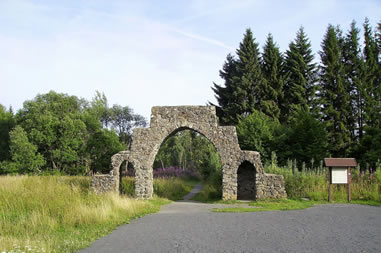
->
8 126 45 173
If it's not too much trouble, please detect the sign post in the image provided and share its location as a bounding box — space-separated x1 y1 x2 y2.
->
324 158 357 202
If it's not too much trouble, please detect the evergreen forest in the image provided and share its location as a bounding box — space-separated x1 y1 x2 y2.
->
212 19 380 171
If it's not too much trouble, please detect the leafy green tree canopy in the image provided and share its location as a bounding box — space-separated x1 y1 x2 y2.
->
0 105 15 161
236 110 279 162
8 126 45 174
16 91 88 173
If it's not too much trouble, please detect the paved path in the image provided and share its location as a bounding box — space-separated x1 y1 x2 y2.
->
80 187 381 252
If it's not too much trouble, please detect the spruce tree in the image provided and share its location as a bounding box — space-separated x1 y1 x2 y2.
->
211 53 238 123
319 25 351 157
283 27 317 122
343 21 365 142
377 22 381 54
212 28 264 124
363 19 381 129
260 33 286 120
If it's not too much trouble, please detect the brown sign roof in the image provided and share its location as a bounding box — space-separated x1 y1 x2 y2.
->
324 158 357 167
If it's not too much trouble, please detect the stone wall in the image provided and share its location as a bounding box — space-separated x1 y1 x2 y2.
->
256 173 287 199
90 174 118 194
91 105 287 200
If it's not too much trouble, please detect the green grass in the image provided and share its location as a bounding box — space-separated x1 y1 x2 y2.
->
351 200 381 206
213 198 381 213
192 181 222 202
213 199 319 212
0 175 170 253
153 177 199 200
121 176 199 201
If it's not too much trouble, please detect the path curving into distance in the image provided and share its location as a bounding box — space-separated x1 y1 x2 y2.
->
80 185 381 253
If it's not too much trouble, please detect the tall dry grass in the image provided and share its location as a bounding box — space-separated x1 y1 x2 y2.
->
0 176 165 252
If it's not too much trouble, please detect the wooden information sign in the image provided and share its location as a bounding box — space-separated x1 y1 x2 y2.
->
324 158 357 202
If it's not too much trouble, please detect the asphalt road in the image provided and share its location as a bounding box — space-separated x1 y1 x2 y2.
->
80 191 381 252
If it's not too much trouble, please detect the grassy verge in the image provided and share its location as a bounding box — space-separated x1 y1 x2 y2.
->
121 176 199 201
213 199 319 212
0 176 170 253
213 198 381 213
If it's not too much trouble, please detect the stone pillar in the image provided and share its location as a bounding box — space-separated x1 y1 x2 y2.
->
222 162 237 200
135 164 154 199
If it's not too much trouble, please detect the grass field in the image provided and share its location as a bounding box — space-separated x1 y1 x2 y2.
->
0 176 170 252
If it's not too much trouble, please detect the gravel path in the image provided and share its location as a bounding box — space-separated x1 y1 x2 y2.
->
80 187 381 253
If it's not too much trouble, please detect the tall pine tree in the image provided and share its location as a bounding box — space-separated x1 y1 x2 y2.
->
363 19 381 129
212 28 264 124
211 53 238 124
343 21 365 142
319 25 351 157
356 19 381 170
260 33 286 120
283 27 317 123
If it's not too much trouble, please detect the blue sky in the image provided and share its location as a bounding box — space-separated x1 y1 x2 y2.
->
1 0 380 120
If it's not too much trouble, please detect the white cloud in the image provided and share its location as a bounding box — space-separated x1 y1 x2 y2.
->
170 28 234 51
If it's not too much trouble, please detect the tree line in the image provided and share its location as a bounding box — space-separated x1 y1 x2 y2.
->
212 19 380 170
0 91 146 175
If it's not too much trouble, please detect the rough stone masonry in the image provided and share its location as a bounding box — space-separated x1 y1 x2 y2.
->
91 106 287 200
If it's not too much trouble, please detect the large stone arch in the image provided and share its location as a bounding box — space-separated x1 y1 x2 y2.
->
91 106 287 200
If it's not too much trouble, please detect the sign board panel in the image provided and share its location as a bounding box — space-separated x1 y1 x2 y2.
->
331 167 348 184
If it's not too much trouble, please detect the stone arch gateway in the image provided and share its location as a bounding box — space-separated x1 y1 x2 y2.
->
91 106 287 200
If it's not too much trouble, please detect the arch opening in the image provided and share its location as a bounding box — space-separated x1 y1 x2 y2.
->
119 160 136 197
152 128 222 200
237 161 257 200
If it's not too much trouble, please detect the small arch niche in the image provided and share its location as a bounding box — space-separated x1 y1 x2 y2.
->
237 161 256 200
120 160 135 197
